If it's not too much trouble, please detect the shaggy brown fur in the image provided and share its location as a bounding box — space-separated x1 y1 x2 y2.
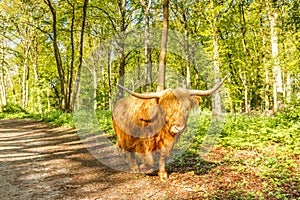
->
112 89 200 181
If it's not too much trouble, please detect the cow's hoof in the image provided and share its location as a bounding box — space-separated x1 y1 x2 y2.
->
131 166 140 173
158 171 168 181
139 164 154 174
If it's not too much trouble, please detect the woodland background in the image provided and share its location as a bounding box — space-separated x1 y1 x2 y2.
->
0 0 299 113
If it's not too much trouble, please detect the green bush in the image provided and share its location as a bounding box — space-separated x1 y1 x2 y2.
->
1 102 27 114
33 111 74 127
96 110 114 135
277 102 300 123
216 110 300 153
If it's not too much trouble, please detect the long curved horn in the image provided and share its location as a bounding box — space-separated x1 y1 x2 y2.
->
189 74 229 96
117 84 163 99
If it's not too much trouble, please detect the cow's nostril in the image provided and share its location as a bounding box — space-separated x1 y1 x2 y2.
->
175 126 185 131
170 124 186 134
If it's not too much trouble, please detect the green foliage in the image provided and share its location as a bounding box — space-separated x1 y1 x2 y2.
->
1 102 27 114
95 110 114 135
1 0 299 113
218 111 300 151
0 103 29 119
0 107 74 127
278 101 300 122
34 111 74 127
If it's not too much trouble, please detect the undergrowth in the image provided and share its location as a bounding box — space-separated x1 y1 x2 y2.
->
0 103 74 127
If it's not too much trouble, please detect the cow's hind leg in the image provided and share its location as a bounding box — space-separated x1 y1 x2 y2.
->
127 152 139 173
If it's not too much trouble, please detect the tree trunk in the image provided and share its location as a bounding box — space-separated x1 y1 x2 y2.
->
140 0 152 92
176 2 192 88
118 41 125 98
210 0 222 116
212 33 222 115
0 35 6 107
107 49 112 110
117 0 126 98
33 66 42 113
157 0 169 92
88 37 98 111
93 64 97 110
33 40 42 113
67 0 75 112
286 72 291 103
47 89 51 112
183 18 191 88
267 1 283 112
240 2 250 113
264 64 270 110
0 74 6 107
22 46 30 108
25 63 29 108
44 0 67 111
0 68 6 107
260 18 270 110
72 0 89 109
2 64 16 103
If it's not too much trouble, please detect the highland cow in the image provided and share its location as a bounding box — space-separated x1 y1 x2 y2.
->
112 76 227 181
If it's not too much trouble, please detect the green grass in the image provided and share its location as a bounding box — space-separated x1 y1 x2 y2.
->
0 103 75 127
219 113 300 151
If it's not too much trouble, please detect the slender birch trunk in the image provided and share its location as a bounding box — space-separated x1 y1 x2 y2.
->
140 0 152 91
210 0 222 116
286 73 291 103
212 34 222 115
157 0 169 92
0 66 6 107
0 35 6 107
267 2 283 112
116 0 126 98
33 41 42 113
260 24 270 110
107 48 112 110
93 64 98 110
184 29 191 88
22 46 30 108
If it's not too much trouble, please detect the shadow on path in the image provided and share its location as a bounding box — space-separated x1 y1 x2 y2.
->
0 119 128 199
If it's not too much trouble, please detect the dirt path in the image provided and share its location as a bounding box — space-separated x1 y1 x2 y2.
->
1 119 298 199
0 119 212 200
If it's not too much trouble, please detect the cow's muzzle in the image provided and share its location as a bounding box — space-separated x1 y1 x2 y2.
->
170 124 186 134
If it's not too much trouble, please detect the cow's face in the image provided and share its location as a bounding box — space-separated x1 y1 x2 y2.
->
159 89 200 135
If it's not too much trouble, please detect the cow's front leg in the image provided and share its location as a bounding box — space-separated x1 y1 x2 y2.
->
158 154 168 181
138 152 154 173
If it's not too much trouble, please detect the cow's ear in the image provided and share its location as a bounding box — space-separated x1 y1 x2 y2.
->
193 96 202 104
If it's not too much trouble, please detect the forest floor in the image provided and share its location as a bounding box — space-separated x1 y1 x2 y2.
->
0 119 299 200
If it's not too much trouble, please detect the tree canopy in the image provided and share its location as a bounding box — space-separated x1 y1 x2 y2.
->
0 0 299 113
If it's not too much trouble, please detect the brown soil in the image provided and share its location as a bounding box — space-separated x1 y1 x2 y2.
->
0 119 298 200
